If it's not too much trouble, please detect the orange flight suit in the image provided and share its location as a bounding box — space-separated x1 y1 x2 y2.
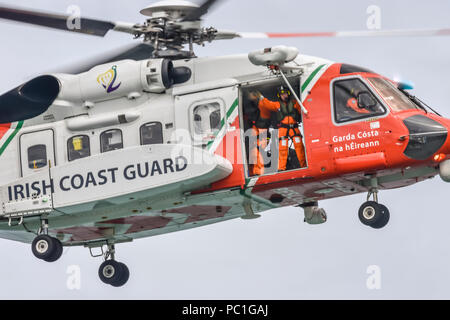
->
347 98 370 114
258 97 307 171
249 101 272 176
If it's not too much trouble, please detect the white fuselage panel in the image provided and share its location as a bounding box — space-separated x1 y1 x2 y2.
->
0 144 232 216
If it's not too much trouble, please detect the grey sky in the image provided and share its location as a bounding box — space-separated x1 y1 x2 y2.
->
1 0 450 299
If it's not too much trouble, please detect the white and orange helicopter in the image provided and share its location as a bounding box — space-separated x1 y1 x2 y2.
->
0 0 450 287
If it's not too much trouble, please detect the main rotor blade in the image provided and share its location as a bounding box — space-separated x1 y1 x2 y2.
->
0 5 131 37
182 0 222 21
55 43 155 74
234 28 450 39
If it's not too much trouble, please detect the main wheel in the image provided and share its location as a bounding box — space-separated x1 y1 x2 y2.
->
44 238 63 262
110 262 130 287
32 235 57 260
98 260 123 285
371 204 390 229
358 201 382 227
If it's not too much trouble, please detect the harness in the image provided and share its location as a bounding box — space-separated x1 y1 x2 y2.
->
276 100 301 124
253 128 271 153
277 100 302 142
278 122 303 167
279 123 301 139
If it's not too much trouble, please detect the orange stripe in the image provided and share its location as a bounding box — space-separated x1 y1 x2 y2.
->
0 123 12 140
267 32 336 38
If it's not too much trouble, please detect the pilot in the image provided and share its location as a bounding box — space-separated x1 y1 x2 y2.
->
246 91 272 176
250 86 306 171
346 88 370 114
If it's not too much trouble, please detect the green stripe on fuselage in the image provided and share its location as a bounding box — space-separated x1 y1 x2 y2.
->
0 121 23 156
301 64 326 93
207 98 239 150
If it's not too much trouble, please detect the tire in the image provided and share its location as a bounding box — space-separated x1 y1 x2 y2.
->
98 260 123 285
358 201 382 226
371 204 390 229
31 235 57 260
110 262 130 287
44 238 63 262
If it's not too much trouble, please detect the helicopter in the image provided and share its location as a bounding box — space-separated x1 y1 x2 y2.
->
0 0 450 288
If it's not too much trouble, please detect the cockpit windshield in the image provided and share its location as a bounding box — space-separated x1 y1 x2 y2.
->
367 77 421 112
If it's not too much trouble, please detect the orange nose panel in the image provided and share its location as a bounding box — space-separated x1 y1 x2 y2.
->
335 152 387 173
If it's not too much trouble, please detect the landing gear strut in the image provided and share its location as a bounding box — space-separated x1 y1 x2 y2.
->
97 243 130 287
358 183 390 229
31 219 63 262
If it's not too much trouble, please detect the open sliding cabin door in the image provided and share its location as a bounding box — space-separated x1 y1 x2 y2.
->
239 75 309 178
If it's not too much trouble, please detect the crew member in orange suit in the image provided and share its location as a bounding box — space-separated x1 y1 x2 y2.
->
250 86 306 171
346 88 370 114
347 97 370 114
246 91 272 176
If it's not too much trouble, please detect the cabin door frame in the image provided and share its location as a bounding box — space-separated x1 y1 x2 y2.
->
19 129 56 177
238 75 308 179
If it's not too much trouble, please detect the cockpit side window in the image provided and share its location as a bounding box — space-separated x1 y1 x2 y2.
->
333 78 386 124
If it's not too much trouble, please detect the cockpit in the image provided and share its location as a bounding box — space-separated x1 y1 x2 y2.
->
336 64 438 118
367 77 422 112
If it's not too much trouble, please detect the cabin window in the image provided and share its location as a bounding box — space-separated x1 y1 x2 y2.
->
192 102 222 137
140 122 163 145
68 135 90 161
333 78 386 124
27 144 47 169
100 129 123 153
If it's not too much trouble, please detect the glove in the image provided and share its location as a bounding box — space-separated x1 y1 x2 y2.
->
249 91 263 101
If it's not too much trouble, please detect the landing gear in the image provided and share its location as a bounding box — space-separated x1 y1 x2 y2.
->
358 182 390 229
358 201 390 229
31 219 63 262
372 204 390 229
99 260 130 287
97 243 130 287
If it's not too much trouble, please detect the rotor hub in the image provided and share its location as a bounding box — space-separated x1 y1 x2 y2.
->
136 1 217 58
140 1 199 19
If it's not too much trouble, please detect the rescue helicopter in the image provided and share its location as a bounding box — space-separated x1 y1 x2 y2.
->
1 0 450 287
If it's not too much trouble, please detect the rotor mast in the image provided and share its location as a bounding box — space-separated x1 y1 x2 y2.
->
137 1 219 58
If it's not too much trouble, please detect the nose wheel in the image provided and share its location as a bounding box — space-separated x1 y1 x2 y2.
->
358 186 390 229
358 201 390 229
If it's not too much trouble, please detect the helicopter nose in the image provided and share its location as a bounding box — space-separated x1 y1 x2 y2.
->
402 115 448 161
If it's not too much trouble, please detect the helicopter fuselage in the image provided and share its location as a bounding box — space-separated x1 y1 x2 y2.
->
0 52 448 246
